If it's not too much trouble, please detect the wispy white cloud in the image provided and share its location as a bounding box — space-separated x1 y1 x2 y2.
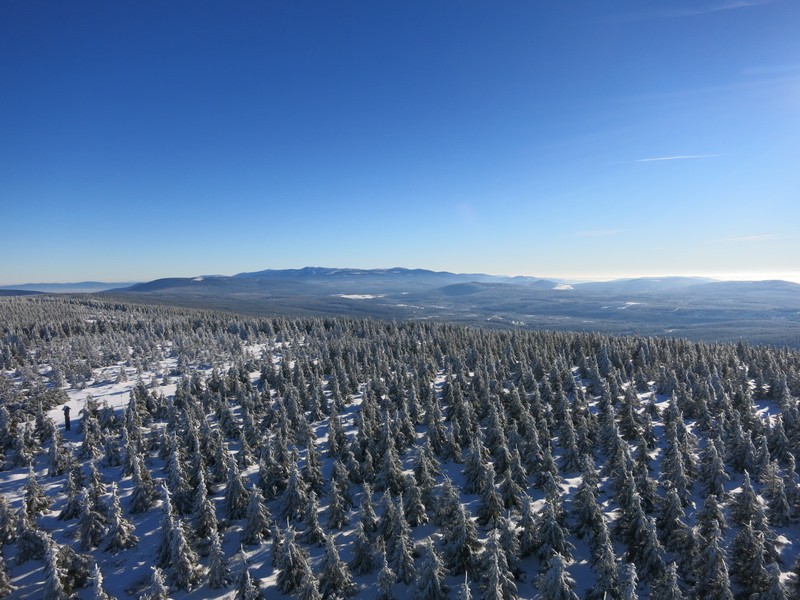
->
613 0 776 22
575 229 625 238
635 154 719 162
713 233 788 243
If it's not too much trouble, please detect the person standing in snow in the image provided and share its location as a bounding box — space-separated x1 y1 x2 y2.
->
63 405 71 431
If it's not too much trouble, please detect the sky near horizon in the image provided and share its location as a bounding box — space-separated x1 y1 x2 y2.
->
2 1 799 285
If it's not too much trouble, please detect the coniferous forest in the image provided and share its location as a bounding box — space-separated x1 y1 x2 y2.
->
2 295 800 599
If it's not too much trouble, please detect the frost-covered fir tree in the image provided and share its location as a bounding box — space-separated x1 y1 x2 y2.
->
536 553 578 600
128 453 156 514
141 567 169 600
476 464 504 528
190 469 219 541
23 466 51 517
587 516 619 600
240 484 272 546
319 535 357 598
731 520 770 597
415 539 449 600
441 500 481 576
693 521 734 600
42 541 69 600
375 548 397 600
224 461 251 521
208 530 233 589
167 510 202 590
280 459 308 521
15 511 48 564
358 482 378 535
58 470 82 521
389 497 416 585
403 474 428 527
0 496 16 544
327 473 349 530
618 562 638 600
762 563 788 600
300 490 326 546
481 529 518 600
276 525 311 594
104 482 138 553
93 563 116 600
650 562 685 600
349 520 377 575
534 499 573 562
0 554 14 597
234 549 263 600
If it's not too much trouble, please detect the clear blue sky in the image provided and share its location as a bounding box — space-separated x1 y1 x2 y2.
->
2 0 799 284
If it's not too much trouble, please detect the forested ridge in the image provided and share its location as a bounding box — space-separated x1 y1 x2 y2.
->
1 295 800 599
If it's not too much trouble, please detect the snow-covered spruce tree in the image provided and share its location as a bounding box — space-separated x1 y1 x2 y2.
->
618 562 638 600
15 511 48 564
349 520 377 575
164 435 192 515
698 438 729 499
536 553 578 600
534 498 573 562
463 436 490 494
476 464 504 529
48 428 70 477
327 474 348 530
498 515 523 581
650 562 685 600
224 461 251 521
104 482 138 553
302 441 325 497
42 541 69 600
480 529 518 600
766 461 793 527
375 548 397 600
517 493 537 558
76 489 106 550
241 484 272 546
155 486 176 569
58 469 82 521
433 475 461 528
441 500 482 576
403 473 428 527
128 453 156 514
190 469 219 540
693 520 734 600
0 496 17 543
167 501 203 590
374 441 405 496
298 564 323 600
388 496 416 585
319 535 357 598
234 549 263 600
498 468 524 511
208 530 233 589
357 482 378 535
0 553 14 597
141 566 169 600
276 525 311 594
23 466 51 517
571 471 603 539
300 490 326 546
415 539 449 600
730 520 770 597
279 459 308 522
586 515 619 600
93 563 116 600
762 562 788 600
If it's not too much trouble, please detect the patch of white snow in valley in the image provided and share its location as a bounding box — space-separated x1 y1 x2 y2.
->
335 294 385 300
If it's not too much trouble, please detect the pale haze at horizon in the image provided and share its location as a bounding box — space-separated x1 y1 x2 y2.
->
2 1 799 285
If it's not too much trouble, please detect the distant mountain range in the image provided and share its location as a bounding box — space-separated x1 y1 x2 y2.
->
3 267 799 345
0 281 137 293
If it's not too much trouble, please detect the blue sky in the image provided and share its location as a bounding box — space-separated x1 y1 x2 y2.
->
2 0 799 284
